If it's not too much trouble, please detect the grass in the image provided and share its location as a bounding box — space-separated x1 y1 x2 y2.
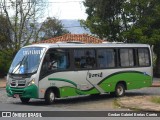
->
113 99 121 109
151 96 160 104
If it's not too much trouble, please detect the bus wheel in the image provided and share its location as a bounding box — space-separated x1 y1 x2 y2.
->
20 97 30 104
45 89 55 105
115 83 125 97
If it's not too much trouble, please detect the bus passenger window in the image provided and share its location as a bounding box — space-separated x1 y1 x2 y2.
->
74 49 95 69
138 48 150 66
97 49 115 68
120 49 134 67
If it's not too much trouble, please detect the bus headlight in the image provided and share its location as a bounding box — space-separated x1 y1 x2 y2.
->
28 79 35 86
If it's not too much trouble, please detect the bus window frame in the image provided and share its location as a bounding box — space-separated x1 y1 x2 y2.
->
137 47 151 67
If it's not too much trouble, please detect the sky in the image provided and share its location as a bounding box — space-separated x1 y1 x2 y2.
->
45 0 87 20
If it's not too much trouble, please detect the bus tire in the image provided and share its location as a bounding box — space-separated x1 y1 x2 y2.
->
115 83 125 97
45 89 55 105
20 97 30 104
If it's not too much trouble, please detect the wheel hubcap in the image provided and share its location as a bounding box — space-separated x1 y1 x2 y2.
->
50 92 55 102
117 86 123 95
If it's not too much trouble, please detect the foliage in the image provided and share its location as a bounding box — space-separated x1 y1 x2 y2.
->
0 51 12 77
0 15 13 77
0 0 47 52
0 15 12 52
40 17 70 40
81 0 126 41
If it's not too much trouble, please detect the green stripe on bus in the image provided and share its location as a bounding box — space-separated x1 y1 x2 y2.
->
58 86 99 97
48 78 77 87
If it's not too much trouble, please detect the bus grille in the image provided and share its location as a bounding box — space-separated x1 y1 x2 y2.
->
10 88 24 96
10 79 26 87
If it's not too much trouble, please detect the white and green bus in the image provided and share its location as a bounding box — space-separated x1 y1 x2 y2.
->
6 43 153 104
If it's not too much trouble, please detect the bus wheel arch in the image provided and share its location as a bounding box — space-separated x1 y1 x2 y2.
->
44 87 60 104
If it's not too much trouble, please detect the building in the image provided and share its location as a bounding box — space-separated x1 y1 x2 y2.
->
36 34 104 44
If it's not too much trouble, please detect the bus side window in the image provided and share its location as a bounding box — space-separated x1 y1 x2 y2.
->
74 49 96 69
41 54 51 76
138 48 150 66
120 49 134 67
58 53 69 69
41 49 70 74
97 49 115 68
75 58 81 68
51 50 70 70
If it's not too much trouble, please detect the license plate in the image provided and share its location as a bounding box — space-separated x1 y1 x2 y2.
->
13 94 19 98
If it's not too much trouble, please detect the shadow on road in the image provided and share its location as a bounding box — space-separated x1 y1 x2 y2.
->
125 91 152 97
11 94 113 106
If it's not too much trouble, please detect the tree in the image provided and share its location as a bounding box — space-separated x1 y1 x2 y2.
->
0 15 12 53
80 0 126 41
39 17 70 40
0 15 12 77
0 0 47 55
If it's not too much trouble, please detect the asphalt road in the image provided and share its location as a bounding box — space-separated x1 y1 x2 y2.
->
0 87 160 120
0 87 160 111
0 88 119 111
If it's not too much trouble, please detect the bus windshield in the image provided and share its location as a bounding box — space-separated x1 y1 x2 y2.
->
9 47 45 74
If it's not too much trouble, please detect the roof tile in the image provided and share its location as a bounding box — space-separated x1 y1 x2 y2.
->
35 34 104 44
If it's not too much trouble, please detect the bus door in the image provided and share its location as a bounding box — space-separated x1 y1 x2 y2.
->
86 70 105 94
73 49 105 94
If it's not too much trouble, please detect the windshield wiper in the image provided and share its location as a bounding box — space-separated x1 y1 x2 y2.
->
11 55 28 74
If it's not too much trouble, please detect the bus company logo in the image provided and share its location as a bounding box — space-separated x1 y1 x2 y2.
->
2 112 11 117
88 72 103 78
1 112 42 117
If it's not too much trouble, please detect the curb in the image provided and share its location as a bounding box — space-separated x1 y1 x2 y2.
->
151 82 160 87
151 84 160 87
0 86 5 88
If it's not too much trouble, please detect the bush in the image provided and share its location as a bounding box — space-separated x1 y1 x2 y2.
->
0 51 13 78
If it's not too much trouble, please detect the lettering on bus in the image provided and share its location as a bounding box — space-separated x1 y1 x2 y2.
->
23 50 44 55
88 72 103 78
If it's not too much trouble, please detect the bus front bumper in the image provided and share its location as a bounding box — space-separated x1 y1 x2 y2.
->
6 85 38 98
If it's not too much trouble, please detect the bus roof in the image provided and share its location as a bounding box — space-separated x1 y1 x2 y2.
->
25 43 150 49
